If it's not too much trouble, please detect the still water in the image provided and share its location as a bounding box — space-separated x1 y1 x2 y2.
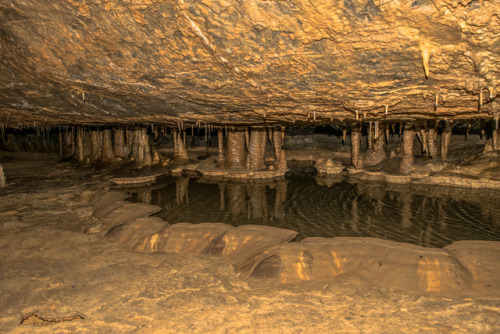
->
128 175 500 248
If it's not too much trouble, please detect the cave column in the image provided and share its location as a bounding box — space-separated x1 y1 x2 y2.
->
101 129 115 162
141 128 152 166
217 129 225 167
273 127 287 171
248 127 266 170
76 127 85 162
399 123 415 175
113 129 125 158
440 120 453 161
90 129 102 162
225 128 246 169
351 124 363 169
427 121 438 158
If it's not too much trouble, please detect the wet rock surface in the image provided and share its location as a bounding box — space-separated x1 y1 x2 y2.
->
1 154 500 333
0 1 499 126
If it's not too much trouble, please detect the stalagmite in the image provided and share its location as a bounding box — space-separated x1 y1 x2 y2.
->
351 124 363 169
225 129 246 169
399 123 415 175
173 128 189 161
0 164 6 187
248 127 266 170
417 124 428 156
101 129 115 162
113 129 125 158
364 123 387 166
217 129 225 167
441 121 453 161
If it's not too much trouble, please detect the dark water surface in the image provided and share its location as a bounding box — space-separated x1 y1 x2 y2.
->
128 176 500 248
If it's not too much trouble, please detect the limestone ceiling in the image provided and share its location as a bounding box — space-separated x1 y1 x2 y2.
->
0 0 499 126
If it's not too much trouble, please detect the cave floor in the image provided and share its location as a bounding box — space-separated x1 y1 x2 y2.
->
1 154 499 333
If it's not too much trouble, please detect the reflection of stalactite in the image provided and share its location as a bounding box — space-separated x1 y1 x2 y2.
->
247 183 267 220
400 192 412 229
176 177 190 205
218 182 226 210
226 183 247 216
274 181 287 221
351 197 359 232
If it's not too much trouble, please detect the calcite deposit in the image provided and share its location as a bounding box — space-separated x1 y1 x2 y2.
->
0 0 499 126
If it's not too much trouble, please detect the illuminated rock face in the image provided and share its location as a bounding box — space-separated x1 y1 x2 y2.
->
0 0 499 127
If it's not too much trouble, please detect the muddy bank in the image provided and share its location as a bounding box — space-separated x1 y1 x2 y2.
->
1 154 499 332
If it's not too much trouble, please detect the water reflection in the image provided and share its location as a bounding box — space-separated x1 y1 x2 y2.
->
129 176 500 248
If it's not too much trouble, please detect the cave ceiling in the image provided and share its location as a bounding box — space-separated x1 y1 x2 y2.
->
0 0 499 127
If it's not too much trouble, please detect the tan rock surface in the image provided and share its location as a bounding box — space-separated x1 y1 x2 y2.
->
1 1 498 126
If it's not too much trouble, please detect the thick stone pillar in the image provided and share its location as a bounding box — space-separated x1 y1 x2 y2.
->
399 123 415 175
225 129 246 169
113 129 125 158
249 127 266 170
351 124 363 169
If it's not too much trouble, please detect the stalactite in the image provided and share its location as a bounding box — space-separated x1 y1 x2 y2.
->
440 120 453 161
248 127 267 170
272 127 287 170
351 124 363 169
217 129 225 167
399 123 415 175
64 128 75 158
101 129 115 162
225 129 246 169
